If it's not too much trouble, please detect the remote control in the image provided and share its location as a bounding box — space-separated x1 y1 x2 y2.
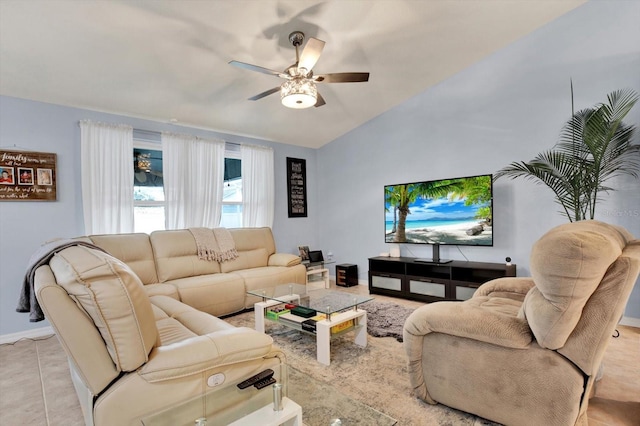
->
237 369 274 389
254 376 277 390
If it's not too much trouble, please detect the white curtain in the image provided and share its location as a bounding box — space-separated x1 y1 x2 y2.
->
162 132 225 229
79 120 134 234
241 144 274 228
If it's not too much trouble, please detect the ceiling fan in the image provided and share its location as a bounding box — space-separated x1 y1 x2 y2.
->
229 31 369 109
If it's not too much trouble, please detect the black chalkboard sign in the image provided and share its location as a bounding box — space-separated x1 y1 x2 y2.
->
286 157 307 218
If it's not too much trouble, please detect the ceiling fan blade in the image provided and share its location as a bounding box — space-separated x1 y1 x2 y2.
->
298 37 325 72
314 92 326 107
248 87 280 101
314 72 370 83
229 60 288 79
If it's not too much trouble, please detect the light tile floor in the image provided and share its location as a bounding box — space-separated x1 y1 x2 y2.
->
1 285 638 425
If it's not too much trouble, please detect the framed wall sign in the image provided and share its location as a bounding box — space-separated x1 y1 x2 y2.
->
286 157 307 218
0 150 57 201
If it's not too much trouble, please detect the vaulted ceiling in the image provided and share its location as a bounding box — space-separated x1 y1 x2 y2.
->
0 0 584 148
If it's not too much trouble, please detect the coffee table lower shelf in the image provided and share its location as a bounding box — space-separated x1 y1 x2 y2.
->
255 298 368 366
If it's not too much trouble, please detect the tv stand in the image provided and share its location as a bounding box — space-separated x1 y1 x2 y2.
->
414 243 451 264
368 256 516 303
415 258 452 265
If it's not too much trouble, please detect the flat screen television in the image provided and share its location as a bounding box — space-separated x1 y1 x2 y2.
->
384 174 493 264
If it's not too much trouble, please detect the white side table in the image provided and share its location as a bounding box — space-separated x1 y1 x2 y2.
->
228 397 302 426
306 267 330 289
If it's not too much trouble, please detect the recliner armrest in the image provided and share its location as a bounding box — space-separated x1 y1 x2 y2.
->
403 300 533 349
139 327 275 382
474 277 535 301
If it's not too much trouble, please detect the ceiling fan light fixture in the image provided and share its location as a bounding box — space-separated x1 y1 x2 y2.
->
137 154 151 172
281 77 317 109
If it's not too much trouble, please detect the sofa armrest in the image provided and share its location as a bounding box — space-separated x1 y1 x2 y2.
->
139 327 274 382
268 253 301 267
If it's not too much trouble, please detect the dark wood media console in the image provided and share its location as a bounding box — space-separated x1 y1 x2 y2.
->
368 256 516 303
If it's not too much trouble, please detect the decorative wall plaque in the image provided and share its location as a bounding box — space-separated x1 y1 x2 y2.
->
0 150 57 201
286 157 307 217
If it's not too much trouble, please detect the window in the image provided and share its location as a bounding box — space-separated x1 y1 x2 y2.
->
133 142 164 234
221 149 243 228
133 136 242 233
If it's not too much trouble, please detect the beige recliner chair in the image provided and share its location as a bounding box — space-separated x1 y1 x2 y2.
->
403 220 639 426
35 245 285 426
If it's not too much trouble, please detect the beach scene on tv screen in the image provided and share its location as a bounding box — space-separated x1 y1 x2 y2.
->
385 175 492 245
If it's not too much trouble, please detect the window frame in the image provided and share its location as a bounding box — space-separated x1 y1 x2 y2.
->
132 138 242 232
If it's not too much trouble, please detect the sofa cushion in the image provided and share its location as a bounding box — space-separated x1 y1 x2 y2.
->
219 248 269 273
143 283 180 300
49 246 158 372
150 295 236 335
150 230 221 282
150 294 241 349
165 274 246 317
522 220 628 349
235 265 307 309
90 233 159 284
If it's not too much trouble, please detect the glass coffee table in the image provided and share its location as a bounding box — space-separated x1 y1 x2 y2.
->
247 283 374 366
140 364 397 426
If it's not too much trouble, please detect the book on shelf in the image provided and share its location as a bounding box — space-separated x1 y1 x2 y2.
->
299 315 354 335
291 306 317 318
330 319 354 334
266 307 291 321
301 319 317 334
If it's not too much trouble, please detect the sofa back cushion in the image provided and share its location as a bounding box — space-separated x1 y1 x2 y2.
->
228 227 276 253
49 245 158 372
90 233 159 284
150 229 221 282
220 248 269 273
220 228 276 273
522 220 630 349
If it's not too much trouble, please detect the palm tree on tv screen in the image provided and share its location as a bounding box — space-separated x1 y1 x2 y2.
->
384 187 401 233
387 180 462 243
451 175 493 225
386 177 492 243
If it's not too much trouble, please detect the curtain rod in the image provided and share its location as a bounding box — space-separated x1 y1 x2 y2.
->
79 121 266 150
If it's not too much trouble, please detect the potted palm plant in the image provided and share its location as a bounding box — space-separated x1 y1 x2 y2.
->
494 87 639 222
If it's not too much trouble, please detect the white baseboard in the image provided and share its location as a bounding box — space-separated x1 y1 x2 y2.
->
0 326 54 345
620 316 640 328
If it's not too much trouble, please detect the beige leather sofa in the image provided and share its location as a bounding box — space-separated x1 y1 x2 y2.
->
87 227 306 317
403 220 640 426
35 244 287 426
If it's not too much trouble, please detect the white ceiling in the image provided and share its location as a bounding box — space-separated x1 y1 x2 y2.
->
0 0 584 149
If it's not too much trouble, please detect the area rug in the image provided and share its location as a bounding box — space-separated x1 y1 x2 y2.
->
288 365 397 425
364 301 416 342
224 309 500 426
